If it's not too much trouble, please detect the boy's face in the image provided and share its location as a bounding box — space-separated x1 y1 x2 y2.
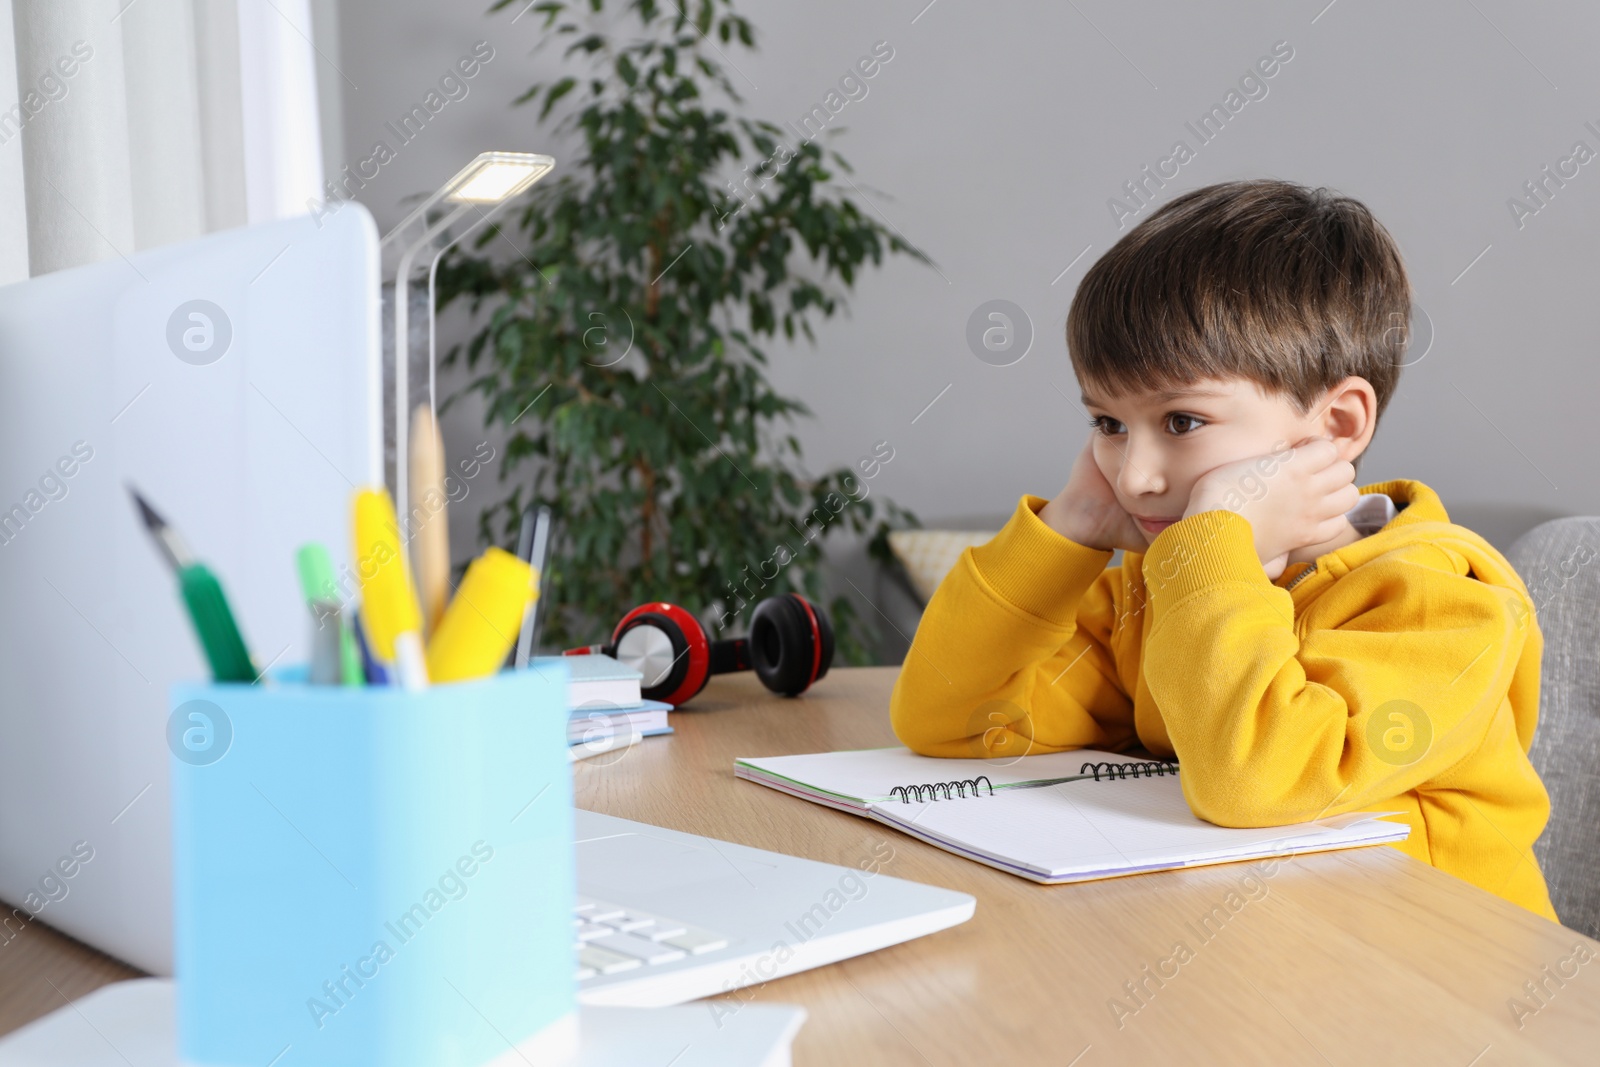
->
1080 376 1333 542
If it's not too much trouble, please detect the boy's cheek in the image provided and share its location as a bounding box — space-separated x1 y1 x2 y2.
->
1089 444 1119 485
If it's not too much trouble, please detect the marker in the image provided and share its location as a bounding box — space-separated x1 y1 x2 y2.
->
426 547 532 683
295 543 363 686
129 486 258 684
352 488 428 690
308 599 345 685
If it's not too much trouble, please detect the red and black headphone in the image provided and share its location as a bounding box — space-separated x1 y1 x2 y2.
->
565 594 833 707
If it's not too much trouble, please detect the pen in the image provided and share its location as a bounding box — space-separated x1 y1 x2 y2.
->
512 504 552 669
979 766 1183 796
129 486 258 684
351 607 389 686
352 488 428 690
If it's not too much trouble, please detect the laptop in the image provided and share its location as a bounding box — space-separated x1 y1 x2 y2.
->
572 810 974 1007
0 206 973 1002
0 206 381 975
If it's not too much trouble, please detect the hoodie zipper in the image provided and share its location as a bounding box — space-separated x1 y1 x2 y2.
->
1282 563 1317 592
1278 494 1405 596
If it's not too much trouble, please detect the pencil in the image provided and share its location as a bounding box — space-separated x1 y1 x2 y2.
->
409 404 451 638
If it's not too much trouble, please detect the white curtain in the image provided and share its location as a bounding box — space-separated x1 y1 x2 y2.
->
0 0 334 284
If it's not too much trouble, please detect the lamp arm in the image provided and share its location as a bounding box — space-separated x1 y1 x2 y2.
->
392 197 529 525
421 200 528 421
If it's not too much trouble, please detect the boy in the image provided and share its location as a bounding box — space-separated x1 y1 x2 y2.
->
890 179 1557 920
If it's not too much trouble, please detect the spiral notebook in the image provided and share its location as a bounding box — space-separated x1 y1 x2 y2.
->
734 747 1410 885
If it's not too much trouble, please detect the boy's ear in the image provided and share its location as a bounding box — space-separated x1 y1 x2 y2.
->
1313 376 1377 463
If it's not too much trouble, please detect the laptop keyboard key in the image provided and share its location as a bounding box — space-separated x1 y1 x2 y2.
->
579 944 643 975
659 927 729 955
588 932 687 965
641 918 688 941
572 898 731 981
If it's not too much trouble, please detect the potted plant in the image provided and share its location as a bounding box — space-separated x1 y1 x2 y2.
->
438 0 925 661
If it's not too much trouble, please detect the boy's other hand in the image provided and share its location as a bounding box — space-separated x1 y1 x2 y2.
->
1039 438 1148 553
1185 437 1359 578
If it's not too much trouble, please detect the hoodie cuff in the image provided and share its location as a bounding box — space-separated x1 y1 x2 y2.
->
968 495 1115 627
1141 508 1272 613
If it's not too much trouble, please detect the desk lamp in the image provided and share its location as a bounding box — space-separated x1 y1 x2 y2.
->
379 152 555 525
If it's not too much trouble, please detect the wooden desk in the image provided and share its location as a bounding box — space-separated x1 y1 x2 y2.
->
5 667 1598 1065
582 668 1600 1065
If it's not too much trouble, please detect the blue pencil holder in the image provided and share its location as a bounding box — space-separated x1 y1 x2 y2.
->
169 663 576 1067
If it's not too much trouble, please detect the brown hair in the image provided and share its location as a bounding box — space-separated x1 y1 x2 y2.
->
1066 179 1412 425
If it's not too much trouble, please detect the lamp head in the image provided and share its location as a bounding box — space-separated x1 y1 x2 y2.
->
442 152 555 204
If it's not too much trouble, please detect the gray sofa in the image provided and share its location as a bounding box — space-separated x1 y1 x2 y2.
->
1508 518 1600 936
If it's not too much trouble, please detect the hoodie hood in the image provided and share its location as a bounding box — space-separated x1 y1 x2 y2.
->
1285 478 1543 751
1312 480 1525 589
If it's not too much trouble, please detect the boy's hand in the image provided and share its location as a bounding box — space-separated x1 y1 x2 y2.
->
1185 437 1359 578
1039 438 1148 553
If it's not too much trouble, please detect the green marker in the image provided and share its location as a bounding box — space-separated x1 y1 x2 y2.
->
129 486 258 684
295 543 364 686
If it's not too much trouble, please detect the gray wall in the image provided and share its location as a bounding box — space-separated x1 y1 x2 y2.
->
334 0 1598 655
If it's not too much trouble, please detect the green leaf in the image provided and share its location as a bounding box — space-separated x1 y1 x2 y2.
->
541 77 577 119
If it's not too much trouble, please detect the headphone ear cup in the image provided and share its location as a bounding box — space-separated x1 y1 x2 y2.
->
611 604 712 706
748 594 832 696
808 597 834 682
679 614 713 702
748 596 807 696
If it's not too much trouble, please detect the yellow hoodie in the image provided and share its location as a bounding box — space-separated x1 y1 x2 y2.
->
890 480 1557 920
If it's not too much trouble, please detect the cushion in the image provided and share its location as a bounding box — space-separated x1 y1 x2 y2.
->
887 529 999 604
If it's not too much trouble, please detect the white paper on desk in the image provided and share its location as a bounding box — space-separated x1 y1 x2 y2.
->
868 777 1410 883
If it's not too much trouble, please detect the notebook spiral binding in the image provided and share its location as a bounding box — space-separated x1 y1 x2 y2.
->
1080 759 1180 781
889 775 994 804
887 760 1180 804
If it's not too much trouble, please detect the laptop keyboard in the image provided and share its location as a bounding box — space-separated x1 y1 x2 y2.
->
574 895 732 980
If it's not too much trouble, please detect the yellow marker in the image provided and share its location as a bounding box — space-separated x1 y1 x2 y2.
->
425 547 532 684
352 488 428 689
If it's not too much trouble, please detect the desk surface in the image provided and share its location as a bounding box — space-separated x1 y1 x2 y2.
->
582 668 1600 1066
5 667 1599 1064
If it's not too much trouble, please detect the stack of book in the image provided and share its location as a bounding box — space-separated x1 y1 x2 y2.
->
544 654 673 754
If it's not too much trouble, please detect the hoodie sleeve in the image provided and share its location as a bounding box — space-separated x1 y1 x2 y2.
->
1138 508 1538 826
889 495 1139 758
